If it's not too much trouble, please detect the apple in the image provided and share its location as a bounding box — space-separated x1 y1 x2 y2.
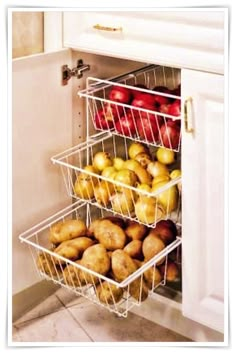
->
137 113 163 143
168 100 181 117
103 103 124 121
131 93 157 111
131 84 148 98
160 119 181 150
170 84 181 97
158 103 171 114
152 86 171 106
114 111 137 137
93 109 114 130
109 85 132 104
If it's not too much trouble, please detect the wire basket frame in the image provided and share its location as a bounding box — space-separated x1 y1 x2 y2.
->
51 132 182 228
19 201 182 317
79 65 181 151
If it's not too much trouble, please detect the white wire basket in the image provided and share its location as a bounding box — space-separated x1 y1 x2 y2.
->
19 200 182 317
79 65 181 151
51 132 182 228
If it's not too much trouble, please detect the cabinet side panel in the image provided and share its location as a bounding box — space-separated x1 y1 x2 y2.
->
181 69 225 333
12 49 72 294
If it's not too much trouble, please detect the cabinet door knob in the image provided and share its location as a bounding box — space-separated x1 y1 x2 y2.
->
93 24 123 32
184 97 194 133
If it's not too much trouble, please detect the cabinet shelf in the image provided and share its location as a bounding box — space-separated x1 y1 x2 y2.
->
51 132 182 228
79 65 181 151
19 200 182 317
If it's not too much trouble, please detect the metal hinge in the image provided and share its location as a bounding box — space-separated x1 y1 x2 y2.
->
62 59 90 85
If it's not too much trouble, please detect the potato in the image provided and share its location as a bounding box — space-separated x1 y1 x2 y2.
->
123 240 143 260
125 221 148 241
92 220 127 251
36 252 62 277
54 237 95 264
142 233 166 264
63 260 99 287
96 281 124 305
160 261 180 282
143 265 162 289
49 219 87 244
111 249 138 282
80 244 110 276
129 277 149 302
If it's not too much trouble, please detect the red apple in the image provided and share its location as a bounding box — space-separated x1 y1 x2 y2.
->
131 93 157 111
168 100 181 117
109 85 132 104
159 103 171 114
93 109 114 130
170 84 181 97
137 113 162 143
152 86 171 106
160 120 181 150
131 84 148 98
114 111 137 137
103 103 124 121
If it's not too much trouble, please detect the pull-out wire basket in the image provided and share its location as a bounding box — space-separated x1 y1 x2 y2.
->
19 201 182 317
51 132 182 228
79 65 181 151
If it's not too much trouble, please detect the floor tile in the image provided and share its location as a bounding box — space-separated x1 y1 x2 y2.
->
12 308 92 343
54 286 86 308
14 293 64 326
67 299 192 342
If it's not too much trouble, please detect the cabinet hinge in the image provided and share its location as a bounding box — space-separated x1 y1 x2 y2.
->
62 59 90 86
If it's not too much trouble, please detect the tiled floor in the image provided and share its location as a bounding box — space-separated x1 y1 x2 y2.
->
12 287 192 343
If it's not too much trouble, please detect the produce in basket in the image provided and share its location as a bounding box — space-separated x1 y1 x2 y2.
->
63 260 98 287
74 174 96 200
134 152 152 169
80 244 111 277
94 180 114 206
134 196 165 224
142 233 166 264
149 219 177 245
143 265 163 289
123 240 143 260
128 141 150 159
129 276 150 302
95 281 124 305
110 188 136 215
49 219 87 244
160 119 181 150
93 151 113 172
109 85 132 104
152 181 179 213
36 252 63 277
111 249 138 282
125 221 148 241
159 261 180 282
123 159 152 186
53 237 95 264
92 219 127 251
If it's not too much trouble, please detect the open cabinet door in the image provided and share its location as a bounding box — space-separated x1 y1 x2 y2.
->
12 49 73 295
181 69 225 333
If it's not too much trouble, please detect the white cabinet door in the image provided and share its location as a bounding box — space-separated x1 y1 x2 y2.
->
181 69 225 333
12 49 73 294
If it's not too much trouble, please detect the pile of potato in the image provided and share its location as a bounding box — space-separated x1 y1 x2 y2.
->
37 216 180 306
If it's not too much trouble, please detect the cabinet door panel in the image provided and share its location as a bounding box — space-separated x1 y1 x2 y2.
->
182 69 225 333
12 49 73 294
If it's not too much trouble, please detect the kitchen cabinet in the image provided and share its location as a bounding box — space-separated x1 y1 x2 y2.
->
13 9 227 342
181 69 224 333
